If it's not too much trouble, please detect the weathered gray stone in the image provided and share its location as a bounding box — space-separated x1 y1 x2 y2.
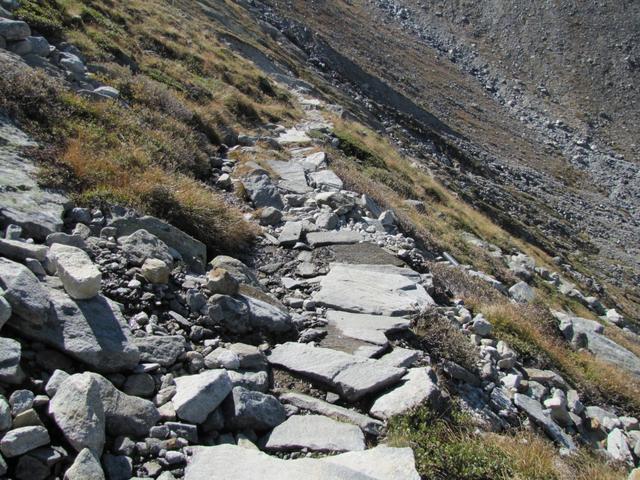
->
0 396 11 431
49 243 101 299
0 337 21 383
133 335 186 367
209 256 261 288
0 426 49 457
278 221 303 247
45 369 70 397
123 373 155 397
242 169 284 209
141 258 170 284
64 448 105 480
315 211 339 230
306 230 363 247
49 373 105 454
9 389 33 416
103 453 132 480
443 361 481 387
279 391 383 435
223 386 286 431
46 232 87 249
0 292 11 328
259 207 283 226
0 257 49 323
118 229 173 266
326 310 410 346
313 263 434 316
173 370 233 424
206 268 239 295
302 151 327 171
370 368 442 420
509 281 535 303
264 414 365 452
110 216 206 269
186 444 419 480
309 170 343 190
513 394 575 449
268 342 405 401
227 370 269 393
378 348 422 369
228 343 267 370
0 238 48 262
267 160 312 194
13 288 139 372
0 18 30 40
607 428 633 464
242 295 293 333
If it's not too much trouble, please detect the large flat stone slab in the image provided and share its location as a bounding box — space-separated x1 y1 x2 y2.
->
267 160 312 194
330 243 405 266
263 414 365 452
513 393 575 450
279 391 383 435
11 288 139 372
186 444 420 480
312 263 434 316
306 231 363 247
268 342 405 401
326 310 410 346
369 368 442 420
0 116 69 240
309 169 344 190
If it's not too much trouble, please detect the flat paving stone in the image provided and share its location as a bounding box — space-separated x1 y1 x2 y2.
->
263 414 365 452
326 310 411 346
267 160 312 194
306 231 363 247
312 263 434 316
268 342 405 401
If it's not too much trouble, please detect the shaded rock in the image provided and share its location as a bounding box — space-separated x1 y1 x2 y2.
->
13 288 139 372
206 268 239 295
315 211 338 230
242 169 284 210
0 18 30 40
118 229 173 266
133 335 186 367
279 391 383 435
268 342 405 401
173 370 233 424
0 337 22 383
0 426 49 458
378 348 423 369
259 207 283 226
313 263 434 316
263 414 365 452
223 386 286 431
513 394 575 449
278 221 303 247
103 454 132 480
110 216 206 269
0 257 49 323
370 368 442 420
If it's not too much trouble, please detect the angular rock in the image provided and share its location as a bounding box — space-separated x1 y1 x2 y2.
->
64 448 105 480
0 337 22 383
227 370 269 393
315 211 339 230
0 257 49 323
223 386 286 431
278 221 303 247
118 229 173 266
45 369 70 397
378 348 423 369
103 454 132 480
0 293 10 328
279 391 383 435
141 258 170 284
173 370 233 424
513 394 575 449
0 426 49 457
242 169 284 210
110 216 206 269
370 367 442 420
48 373 106 454
206 268 239 295
607 428 633 464
308 170 344 190
509 281 535 303
0 238 48 262
242 294 293 333
228 343 267 369
313 263 434 316
49 243 101 299
302 151 327 171
267 160 312 194
133 335 186 367
268 342 405 401
259 207 283 226
0 18 30 40
326 310 410 346
13 288 139 372
210 256 261 288
263 414 365 452
306 230 363 247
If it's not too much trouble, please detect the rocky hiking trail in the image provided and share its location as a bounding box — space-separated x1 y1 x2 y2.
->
2 10 640 477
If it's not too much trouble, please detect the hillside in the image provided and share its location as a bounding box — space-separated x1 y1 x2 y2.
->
0 0 639 479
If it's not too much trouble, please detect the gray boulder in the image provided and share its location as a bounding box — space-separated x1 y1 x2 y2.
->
173 370 233 424
513 394 575 450
242 169 284 209
0 426 49 458
209 256 261 288
0 337 22 383
49 243 101 299
0 257 49 323
263 414 365 452
509 281 535 303
12 288 139 372
0 18 30 40
0 238 48 262
64 448 105 480
133 335 186 367
118 229 173 266
224 386 286 431
278 221 303 247
110 216 206 270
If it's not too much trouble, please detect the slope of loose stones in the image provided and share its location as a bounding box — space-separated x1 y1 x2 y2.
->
263 415 365 452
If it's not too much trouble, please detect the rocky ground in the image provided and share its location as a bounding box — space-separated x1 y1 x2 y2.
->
2 2 640 479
